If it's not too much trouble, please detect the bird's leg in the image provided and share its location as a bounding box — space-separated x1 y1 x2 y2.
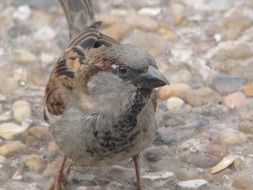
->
49 155 69 190
133 154 142 190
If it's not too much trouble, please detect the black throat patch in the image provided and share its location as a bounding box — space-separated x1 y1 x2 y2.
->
90 88 152 158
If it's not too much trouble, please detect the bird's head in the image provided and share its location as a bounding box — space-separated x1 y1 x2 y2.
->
75 44 168 115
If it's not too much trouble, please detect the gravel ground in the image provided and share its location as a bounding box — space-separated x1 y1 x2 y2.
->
0 0 253 189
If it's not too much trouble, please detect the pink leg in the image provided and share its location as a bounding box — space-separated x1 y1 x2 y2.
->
49 155 68 190
133 154 142 190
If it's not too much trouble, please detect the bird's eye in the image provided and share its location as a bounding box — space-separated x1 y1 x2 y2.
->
118 66 128 75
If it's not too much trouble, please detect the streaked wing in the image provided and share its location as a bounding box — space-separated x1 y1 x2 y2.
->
44 28 118 122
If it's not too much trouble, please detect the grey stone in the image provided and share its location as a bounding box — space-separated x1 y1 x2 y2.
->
211 75 247 95
177 179 208 190
141 171 175 188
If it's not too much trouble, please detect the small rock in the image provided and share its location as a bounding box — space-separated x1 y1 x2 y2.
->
155 127 184 145
43 159 61 177
101 23 130 41
0 141 26 157
0 122 25 139
219 128 247 145
28 126 49 139
223 92 246 109
0 77 19 95
185 88 221 106
106 181 124 190
0 155 6 164
76 187 88 190
12 100 32 123
232 174 253 190
175 168 199 181
243 84 253 96
187 153 220 169
206 144 226 158
39 52 55 64
158 27 177 41
176 179 208 190
47 141 59 152
123 30 167 57
12 49 37 64
141 171 175 188
125 14 158 31
12 170 23 181
143 146 163 162
24 154 45 172
138 7 161 16
9 23 32 38
211 75 247 95
0 111 12 122
239 110 253 133
71 172 96 185
34 26 56 41
166 97 184 110
12 5 31 21
159 83 192 100
0 94 6 102
179 139 203 154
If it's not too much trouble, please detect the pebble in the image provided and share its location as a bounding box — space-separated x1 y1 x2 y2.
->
137 7 161 16
159 83 192 100
70 172 96 185
176 179 208 190
243 84 253 96
12 49 37 64
105 181 124 190
219 128 247 145
123 29 167 57
12 100 32 123
23 154 45 173
0 141 26 157
12 5 31 21
155 127 183 145
186 153 220 169
33 26 56 41
0 122 25 139
166 97 184 110
141 171 175 188
206 144 226 158
185 88 221 107
101 23 130 41
211 75 247 95
179 139 203 154
223 92 246 109
12 170 23 181
0 111 12 122
239 110 253 133
43 159 61 177
175 168 199 181
125 14 158 31
0 77 19 95
28 126 49 139
143 146 163 162
232 174 253 190
0 94 6 102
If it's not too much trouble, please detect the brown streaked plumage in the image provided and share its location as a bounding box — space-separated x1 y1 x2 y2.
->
44 1 168 190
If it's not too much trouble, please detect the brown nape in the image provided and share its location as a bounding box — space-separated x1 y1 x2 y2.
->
76 47 121 89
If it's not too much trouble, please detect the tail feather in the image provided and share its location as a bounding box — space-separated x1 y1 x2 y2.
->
58 0 96 39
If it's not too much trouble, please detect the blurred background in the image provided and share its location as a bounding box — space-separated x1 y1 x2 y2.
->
0 0 253 189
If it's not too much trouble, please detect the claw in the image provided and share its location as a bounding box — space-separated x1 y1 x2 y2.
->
49 155 69 190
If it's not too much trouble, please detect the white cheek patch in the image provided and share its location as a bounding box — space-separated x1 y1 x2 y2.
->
111 64 118 69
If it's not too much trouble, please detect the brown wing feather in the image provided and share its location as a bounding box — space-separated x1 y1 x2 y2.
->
44 29 118 121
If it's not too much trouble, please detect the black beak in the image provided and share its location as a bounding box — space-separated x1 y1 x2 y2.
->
136 66 169 89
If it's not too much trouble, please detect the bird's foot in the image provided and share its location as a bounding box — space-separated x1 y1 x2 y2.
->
49 156 71 190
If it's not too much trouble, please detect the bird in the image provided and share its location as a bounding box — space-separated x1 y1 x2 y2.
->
43 0 169 189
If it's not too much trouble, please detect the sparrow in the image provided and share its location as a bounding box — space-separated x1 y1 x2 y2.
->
43 0 168 190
